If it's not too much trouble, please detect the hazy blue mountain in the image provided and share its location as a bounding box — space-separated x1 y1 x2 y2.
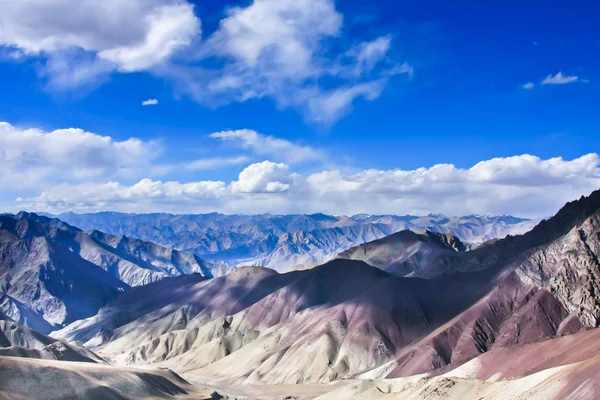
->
56 211 538 271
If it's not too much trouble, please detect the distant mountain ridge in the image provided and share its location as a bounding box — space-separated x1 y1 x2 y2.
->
337 230 467 276
54 211 539 271
0 212 223 332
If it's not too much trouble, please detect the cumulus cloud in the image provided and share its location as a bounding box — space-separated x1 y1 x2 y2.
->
541 72 580 85
203 0 341 78
230 161 298 193
142 98 159 106
210 129 323 163
97 4 200 72
0 121 160 189
0 0 200 69
19 154 600 218
0 0 200 87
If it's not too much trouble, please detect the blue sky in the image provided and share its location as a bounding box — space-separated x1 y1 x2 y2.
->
0 0 598 217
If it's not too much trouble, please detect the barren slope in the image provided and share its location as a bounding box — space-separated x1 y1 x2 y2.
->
53 190 600 388
337 230 465 276
54 259 505 385
0 356 222 400
316 355 600 400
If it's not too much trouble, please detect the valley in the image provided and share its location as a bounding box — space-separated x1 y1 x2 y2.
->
1 190 600 399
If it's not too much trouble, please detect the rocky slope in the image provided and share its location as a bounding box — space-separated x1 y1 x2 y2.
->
56 212 536 269
430 190 600 327
0 310 103 363
337 230 466 276
0 213 223 332
317 326 600 399
14 212 225 283
0 224 127 330
53 260 498 381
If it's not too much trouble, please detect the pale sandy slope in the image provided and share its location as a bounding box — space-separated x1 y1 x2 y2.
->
0 356 222 400
0 311 104 363
313 326 600 400
315 355 600 400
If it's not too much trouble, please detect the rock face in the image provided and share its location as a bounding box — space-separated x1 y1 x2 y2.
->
0 213 221 331
56 211 536 270
435 189 600 327
0 224 127 329
337 230 466 276
15 212 226 283
3 190 600 399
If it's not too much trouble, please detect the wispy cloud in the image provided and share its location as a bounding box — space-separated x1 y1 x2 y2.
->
521 82 535 89
142 98 159 106
210 129 324 164
171 0 410 124
0 0 411 124
542 72 580 85
184 156 251 171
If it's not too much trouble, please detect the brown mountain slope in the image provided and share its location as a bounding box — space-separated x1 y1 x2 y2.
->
55 260 498 384
445 326 600 381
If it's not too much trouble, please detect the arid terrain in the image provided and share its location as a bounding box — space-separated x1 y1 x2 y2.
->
2 190 600 399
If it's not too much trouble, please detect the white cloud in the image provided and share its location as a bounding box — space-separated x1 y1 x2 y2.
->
210 129 323 163
166 0 410 123
385 62 414 78
0 121 160 189
0 0 200 84
345 35 393 77
204 0 341 76
521 82 535 89
97 4 200 72
184 156 252 171
307 80 387 124
542 72 580 85
0 121 329 199
0 0 409 123
142 98 159 106
150 155 253 176
230 161 297 193
20 154 600 218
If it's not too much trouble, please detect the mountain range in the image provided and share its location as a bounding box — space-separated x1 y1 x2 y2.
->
55 211 539 271
0 212 228 333
1 190 599 399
